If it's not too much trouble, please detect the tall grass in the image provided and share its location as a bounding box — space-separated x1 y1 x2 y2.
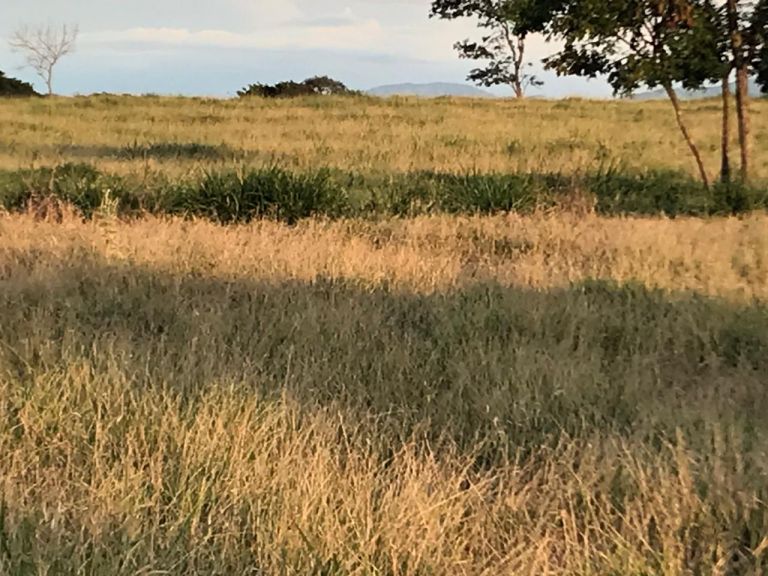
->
2 163 765 222
1 213 767 574
1 94 767 574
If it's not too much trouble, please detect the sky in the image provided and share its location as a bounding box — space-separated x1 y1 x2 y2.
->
0 0 611 98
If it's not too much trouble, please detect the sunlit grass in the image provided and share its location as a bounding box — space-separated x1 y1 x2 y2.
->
0 94 766 179
1 212 767 574
1 93 767 574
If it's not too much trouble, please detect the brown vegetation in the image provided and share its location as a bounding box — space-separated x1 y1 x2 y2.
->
0 95 766 179
1 212 767 574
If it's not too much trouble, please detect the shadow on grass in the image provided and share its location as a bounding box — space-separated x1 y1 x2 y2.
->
37 142 245 162
2 250 768 575
2 250 767 452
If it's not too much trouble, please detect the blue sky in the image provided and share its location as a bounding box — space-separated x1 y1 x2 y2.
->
1 0 611 97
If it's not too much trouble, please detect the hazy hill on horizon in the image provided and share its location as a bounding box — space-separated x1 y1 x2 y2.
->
633 79 762 101
367 82 493 98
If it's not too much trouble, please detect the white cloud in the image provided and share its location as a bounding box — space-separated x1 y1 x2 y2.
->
1 0 606 96
82 19 386 54
80 11 553 64
5 0 556 65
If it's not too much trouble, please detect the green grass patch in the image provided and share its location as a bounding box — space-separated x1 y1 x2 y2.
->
1 163 766 222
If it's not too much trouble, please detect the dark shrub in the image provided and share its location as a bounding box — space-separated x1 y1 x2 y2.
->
238 76 356 98
0 70 39 97
588 168 768 216
118 142 237 161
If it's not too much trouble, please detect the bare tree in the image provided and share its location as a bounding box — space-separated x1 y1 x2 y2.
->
9 24 78 96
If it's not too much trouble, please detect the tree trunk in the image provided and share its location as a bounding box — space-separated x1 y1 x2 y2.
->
727 0 751 183
503 25 526 99
721 73 732 184
514 36 525 99
46 66 54 96
735 64 751 183
664 84 710 188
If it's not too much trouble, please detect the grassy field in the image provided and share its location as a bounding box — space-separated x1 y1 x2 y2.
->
1 95 767 221
0 95 767 575
0 94 766 178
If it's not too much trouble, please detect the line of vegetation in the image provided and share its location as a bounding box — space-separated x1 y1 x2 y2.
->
1 163 766 223
237 76 358 99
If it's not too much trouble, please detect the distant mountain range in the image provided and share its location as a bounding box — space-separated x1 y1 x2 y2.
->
633 79 763 100
367 80 766 100
366 82 493 98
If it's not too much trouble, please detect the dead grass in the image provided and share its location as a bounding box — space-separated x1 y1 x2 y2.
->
0 95 766 179
1 212 767 575
3 211 765 299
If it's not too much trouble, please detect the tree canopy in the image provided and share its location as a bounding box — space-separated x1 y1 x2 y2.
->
441 0 766 184
430 0 544 97
238 76 357 98
752 0 768 93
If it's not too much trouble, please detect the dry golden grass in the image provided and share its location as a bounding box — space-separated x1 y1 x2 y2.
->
1 89 767 575
3 211 767 299
0 94 766 179
1 212 767 575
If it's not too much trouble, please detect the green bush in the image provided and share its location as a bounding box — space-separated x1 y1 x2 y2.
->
589 168 768 216
362 172 562 216
364 170 768 217
588 169 709 216
238 76 357 98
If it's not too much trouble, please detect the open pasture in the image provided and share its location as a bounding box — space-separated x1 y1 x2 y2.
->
0 95 767 575
1 94 767 179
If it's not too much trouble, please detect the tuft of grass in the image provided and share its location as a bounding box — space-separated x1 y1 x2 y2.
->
0 163 138 218
161 167 349 224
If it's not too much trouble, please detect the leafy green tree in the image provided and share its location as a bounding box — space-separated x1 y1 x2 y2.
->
541 0 723 186
430 0 544 98
435 0 764 185
691 1 735 184
302 76 356 95
723 0 768 183
695 0 768 184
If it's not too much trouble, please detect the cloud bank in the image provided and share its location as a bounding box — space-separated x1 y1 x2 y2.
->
0 0 609 96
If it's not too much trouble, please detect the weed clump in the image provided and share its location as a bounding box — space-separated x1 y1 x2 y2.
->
0 163 136 218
